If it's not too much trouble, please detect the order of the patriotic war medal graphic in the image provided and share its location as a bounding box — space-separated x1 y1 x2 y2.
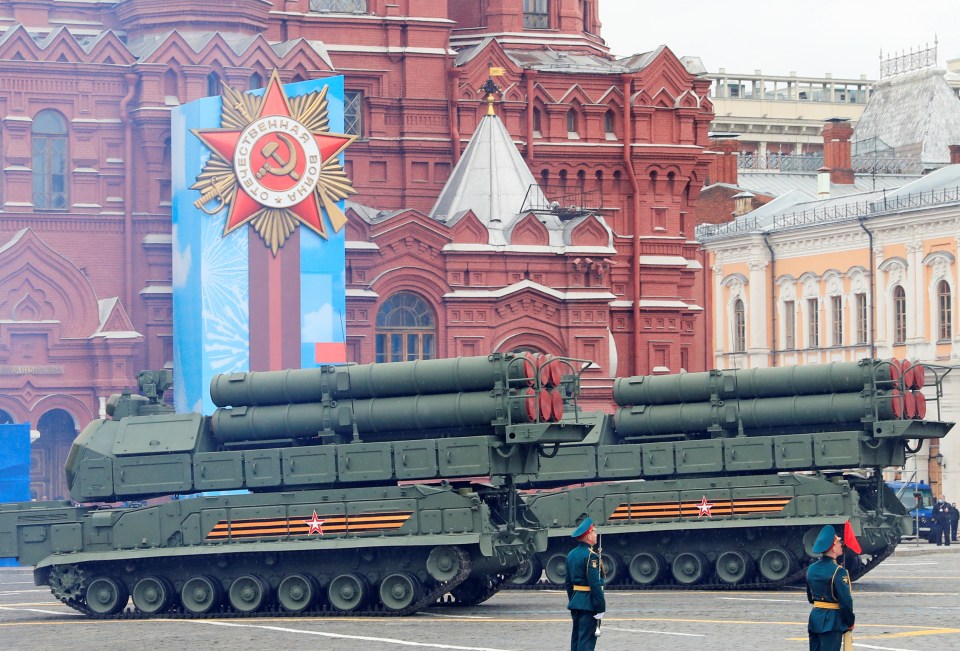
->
191 70 356 254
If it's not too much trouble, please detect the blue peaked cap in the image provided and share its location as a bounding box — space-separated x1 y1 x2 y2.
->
571 517 594 539
812 524 839 553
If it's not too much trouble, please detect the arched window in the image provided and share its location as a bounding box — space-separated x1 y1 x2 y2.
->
893 285 906 344
32 110 68 211
566 109 579 136
163 69 178 100
161 137 172 203
375 292 436 362
733 299 746 352
532 107 542 137
0 410 13 424
207 72 221 97
249 72 264 91
604 109 616 137
938 280 952 341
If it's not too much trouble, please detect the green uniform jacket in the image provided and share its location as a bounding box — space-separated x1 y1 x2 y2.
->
805 557 855 633
564 542 606 613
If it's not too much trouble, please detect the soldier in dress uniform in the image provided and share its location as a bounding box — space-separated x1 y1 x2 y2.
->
806 525 855 651
565 517 605 651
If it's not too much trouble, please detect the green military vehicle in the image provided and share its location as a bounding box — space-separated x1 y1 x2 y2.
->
0 354 591 616
0 355 950 614
508 359 952 589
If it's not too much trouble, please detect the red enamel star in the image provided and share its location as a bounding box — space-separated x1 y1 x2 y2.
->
304 510 325 535
192 70 354 238
696 496 714 518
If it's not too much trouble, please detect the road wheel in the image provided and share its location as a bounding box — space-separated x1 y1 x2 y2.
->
132 576 174 614
379 572 421 612
543 553 568 586
426 546 461 582
328 573 369 612
715 550 753 585
600 553 621 584
671 551 708 585
181 575 221 614
758 547 796 583
509 556 543 586
278 573 318 613
628 551 664 586
228 574 270 613
85 576 129 615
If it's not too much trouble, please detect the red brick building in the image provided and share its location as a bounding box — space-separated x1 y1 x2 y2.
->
0 0 714 499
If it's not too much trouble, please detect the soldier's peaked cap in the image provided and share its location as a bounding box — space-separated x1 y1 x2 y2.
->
571 517 594 539
812 524 839 554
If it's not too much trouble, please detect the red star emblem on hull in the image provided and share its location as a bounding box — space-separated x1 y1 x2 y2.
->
696 496 715 518
304 510 325 535
192 70 355 240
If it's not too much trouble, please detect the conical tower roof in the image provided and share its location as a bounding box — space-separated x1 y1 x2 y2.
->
430 113 547 228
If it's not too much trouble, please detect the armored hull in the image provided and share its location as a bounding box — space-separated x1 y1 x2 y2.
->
515 473 907 589
1 483 534 615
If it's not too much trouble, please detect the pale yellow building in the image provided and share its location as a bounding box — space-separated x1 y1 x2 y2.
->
700 165 960 499
708 69 871 157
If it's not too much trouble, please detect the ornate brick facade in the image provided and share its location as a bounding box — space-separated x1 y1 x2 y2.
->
0 0 715 499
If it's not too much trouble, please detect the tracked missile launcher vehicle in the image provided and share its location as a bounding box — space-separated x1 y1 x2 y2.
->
0 354 591 617
0 354 951 614
510 359 953 590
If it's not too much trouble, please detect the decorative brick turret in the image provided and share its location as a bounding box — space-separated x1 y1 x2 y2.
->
821 118 854 185
950 145 960 164
708 137 739 186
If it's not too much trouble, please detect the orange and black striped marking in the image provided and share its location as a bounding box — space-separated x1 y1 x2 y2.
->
205 510 414 540
608 496 792 522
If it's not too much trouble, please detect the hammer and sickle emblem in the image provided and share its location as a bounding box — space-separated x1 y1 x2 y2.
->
256 133 300 181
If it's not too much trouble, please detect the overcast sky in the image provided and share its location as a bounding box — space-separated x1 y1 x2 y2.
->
598 0 959 80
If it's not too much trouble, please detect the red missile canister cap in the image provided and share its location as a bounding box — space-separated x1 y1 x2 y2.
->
911 364 926 390
518 352 536 387
523 388 538 421
885 358 903 384
548 359 564 387
538 389 553 421
551 389 564 421
538 354 556 388
913 391 927 419
903 389 917 419
901 359 914 390
890 388 904 419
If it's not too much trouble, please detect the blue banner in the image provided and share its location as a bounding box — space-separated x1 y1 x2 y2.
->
172 74 352 414
0 423 30 566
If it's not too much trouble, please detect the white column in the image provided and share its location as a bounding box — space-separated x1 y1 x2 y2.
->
906 242 924 346
748 258 769 366
713 265 725 367
954 237 960 359
874 248 887 349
